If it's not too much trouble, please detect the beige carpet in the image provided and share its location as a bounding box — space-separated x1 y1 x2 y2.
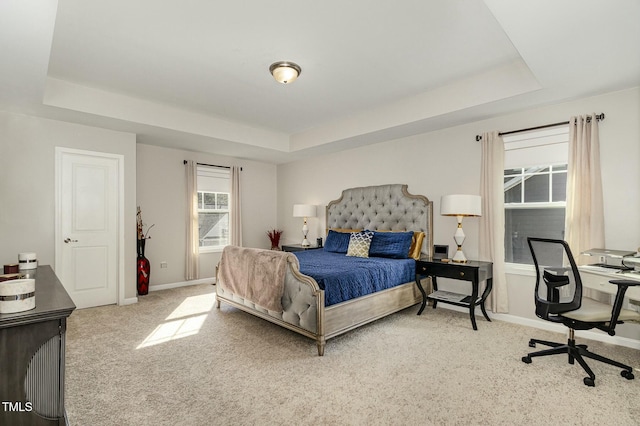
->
65 284 640 425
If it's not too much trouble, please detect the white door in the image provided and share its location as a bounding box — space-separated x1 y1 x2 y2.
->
55 148 121 308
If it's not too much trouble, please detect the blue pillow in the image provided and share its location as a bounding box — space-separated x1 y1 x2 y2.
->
324 230 352 253
369 231 414 259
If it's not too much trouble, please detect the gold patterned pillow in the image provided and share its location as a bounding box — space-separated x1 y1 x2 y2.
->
346 231 373 258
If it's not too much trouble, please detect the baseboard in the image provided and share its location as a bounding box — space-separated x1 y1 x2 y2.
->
149 277 216 292
117 278 215 306
120 297 139 306
436 304 640 351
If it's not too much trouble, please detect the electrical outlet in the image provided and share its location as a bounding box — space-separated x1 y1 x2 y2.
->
160 261 167 269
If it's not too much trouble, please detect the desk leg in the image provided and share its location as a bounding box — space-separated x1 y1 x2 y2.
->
415 274 427 315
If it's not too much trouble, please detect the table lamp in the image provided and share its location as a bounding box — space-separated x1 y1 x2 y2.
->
293 204 316 246
440 194 482 263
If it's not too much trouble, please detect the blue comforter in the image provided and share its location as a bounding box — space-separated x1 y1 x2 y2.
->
293 250 415 307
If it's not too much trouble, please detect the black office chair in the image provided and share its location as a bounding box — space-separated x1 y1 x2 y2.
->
522 237 640 386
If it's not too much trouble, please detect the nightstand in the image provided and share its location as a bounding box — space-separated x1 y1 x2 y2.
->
281 244 322 252
415 258 493 330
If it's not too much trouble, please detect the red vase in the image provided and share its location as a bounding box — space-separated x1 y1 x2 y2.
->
137 239 150 295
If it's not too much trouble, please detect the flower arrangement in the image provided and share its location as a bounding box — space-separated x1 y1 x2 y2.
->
266 229 283 250
136 206 155 241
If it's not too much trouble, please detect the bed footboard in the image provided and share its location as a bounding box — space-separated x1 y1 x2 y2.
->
216 250 326 355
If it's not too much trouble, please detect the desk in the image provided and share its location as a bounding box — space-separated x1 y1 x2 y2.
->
579 266 640 302
415 258 493 330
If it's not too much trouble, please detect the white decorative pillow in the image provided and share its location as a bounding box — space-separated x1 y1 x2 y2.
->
346 231 373 258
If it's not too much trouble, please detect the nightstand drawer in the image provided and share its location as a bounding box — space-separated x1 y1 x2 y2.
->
417 262 474 281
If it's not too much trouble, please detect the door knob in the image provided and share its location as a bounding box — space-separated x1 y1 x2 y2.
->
64 238 78 243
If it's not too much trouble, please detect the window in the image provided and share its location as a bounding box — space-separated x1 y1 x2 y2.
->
503 127 569 265
197 166 230 251
198 191 229 249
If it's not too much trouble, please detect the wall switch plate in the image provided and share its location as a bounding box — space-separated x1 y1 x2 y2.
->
160 262 167 269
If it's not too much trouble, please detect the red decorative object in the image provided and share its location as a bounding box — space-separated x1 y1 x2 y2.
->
137 239 150 296
267 229 283 250
136 206 153 296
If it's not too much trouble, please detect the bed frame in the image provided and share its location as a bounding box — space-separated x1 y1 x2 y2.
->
216 184 433 355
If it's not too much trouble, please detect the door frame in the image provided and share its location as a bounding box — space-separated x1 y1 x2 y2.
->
54 147 126 306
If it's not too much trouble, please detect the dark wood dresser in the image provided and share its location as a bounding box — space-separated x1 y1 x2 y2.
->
0 266 76 425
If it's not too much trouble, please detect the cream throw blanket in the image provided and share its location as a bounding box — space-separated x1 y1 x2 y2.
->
219 246 296 313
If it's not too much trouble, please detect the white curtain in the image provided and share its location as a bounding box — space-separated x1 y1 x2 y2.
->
565 114 605 266
479 131 509 313
185 160 199 280
230 166 243 247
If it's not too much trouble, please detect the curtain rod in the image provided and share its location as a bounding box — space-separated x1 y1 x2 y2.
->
183 160 242 171
475 113 605 142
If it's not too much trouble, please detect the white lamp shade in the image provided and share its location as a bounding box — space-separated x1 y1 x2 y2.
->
293 204 316 218
440 195 482 217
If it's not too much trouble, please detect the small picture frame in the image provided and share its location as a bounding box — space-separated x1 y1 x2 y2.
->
433 245 449 260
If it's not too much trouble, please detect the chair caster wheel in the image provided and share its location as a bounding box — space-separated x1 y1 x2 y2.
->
583 377 595 387
621 370 634 380
522 356 532 364
528 340 536 348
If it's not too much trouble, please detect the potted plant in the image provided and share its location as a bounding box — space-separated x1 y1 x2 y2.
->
266 229 283 250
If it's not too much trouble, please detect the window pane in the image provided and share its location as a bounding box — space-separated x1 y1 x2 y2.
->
199 212 229 247
504 208 566 264
531 167 549 173
552 164 567 171
504 168 521 176
203 193 216 209
523 174 549 202
504 178 521 203
198 192 203 209
552 172 567 202
217 193 229 209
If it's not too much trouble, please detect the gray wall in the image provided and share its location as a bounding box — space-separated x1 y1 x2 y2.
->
0 111 138 300
136 143 277 288
277 87 640 342
0 111 278 299
1 87 637 343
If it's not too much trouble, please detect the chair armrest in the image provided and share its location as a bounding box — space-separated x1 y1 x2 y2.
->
606 279 639 332
609 279 640 287
543 270 570 288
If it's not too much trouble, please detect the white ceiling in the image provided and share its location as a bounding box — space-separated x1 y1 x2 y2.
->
1 0 639 163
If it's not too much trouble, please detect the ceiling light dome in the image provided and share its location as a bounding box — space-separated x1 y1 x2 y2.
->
269 61 301 84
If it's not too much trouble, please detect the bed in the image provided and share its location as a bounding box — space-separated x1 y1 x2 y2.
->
216 184 433 355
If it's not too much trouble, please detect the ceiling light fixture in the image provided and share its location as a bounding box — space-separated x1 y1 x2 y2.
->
269 61 302 84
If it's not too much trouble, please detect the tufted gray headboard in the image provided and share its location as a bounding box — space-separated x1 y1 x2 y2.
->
326 184 433 256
